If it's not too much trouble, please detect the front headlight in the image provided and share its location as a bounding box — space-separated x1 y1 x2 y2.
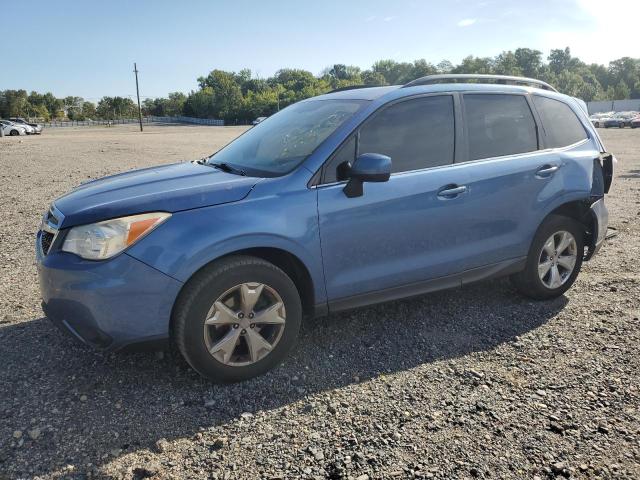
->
62 212 171 260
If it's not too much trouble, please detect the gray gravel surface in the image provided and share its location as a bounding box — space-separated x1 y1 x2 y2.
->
0 126 638 479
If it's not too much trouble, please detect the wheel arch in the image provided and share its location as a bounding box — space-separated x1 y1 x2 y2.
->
169 247 317 338
544 199 597 257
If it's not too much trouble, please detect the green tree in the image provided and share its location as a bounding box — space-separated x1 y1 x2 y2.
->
361 70 386 86
81 101 96 119
613 80 631 99
371 60 413 84
7 47 639 123
548 47 584 75
410 59 438 79
183 88 215 118
436 60 454 73
96 96 136 119
65 96 85 120
453 56 494 74
195 70 244 120
514 48 543 77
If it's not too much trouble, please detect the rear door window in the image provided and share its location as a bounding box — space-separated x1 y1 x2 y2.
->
532 95 588 148
463 94 538 161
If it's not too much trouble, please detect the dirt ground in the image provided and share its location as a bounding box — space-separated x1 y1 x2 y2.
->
0 125 638 479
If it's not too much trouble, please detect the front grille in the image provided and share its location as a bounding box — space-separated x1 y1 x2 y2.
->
40 204 64 255
41 231 54 255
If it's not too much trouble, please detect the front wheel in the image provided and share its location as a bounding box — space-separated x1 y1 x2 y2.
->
511 215 584 300
173 255 302 382
10 129 20 136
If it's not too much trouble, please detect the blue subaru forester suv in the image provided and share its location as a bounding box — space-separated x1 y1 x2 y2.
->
37 75 614 382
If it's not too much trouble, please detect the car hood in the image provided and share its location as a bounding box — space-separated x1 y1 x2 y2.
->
54 161 261 228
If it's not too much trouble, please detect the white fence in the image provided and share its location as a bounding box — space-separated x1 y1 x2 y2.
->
39 116 224 128
149 116 224 126
41 118 151 127
587 99 640 114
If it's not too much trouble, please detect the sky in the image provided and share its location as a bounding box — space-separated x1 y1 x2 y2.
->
1 0 638 101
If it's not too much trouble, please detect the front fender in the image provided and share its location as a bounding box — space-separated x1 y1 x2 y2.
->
126 183 326 305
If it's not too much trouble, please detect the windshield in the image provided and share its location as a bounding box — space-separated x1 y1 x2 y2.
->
207 99 367 176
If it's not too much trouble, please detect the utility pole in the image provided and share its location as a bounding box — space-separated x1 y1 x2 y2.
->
133 62 143 132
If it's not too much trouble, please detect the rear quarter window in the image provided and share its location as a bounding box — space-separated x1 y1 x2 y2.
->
463 94 538 161
532 95 588 148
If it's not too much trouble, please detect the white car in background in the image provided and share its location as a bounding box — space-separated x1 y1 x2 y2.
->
9 117 43 134
8 120 35 134
0 120 27 136
589 112 613 128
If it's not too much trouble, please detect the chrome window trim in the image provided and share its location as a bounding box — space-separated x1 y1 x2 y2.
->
311 137 593 190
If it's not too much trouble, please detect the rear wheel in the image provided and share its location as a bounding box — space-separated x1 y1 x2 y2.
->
173 255 302 382
9 129 19 136
511 215 584 300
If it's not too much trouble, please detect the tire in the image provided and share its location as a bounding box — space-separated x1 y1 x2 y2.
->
594 122 600 128
10 129 19 136
173 255 302 382
511 215 584 300
619 123 625 129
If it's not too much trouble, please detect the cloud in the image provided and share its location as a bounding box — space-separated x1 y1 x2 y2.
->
364 15 376 22
457 18 477 27
383 16 398 22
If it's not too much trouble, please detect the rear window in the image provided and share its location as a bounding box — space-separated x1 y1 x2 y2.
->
464 94 538 161
532 96 588 148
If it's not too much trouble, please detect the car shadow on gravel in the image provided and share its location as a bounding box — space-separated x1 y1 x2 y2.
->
0 278 567 476
618 169 640 178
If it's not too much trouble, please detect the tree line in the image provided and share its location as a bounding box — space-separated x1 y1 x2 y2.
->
1 47 639 123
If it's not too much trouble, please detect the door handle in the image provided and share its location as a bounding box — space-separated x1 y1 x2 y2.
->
536 164 560 177
437 184 467 199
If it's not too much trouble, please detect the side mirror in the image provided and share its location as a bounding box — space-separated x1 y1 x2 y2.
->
343 153 391 198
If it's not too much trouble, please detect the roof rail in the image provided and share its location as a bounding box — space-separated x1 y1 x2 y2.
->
403 74 558 92
328 85 375 93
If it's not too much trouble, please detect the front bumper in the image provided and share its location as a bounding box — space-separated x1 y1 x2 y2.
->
36 232 183 350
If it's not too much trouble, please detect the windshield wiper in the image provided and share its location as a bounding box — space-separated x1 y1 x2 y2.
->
208 162 246 176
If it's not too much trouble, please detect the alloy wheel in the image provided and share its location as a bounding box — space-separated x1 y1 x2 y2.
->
203 282 286 366
538 230 578 289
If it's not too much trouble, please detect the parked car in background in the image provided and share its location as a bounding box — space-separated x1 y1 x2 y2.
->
0 120 27 136
631 115 640 128
37 75 614 382
3 119 35 134
603 115 626 128
589 113 612 128
9 117 43 134
619 112 639 128
252 116 267 125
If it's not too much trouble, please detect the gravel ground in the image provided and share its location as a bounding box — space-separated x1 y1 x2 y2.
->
0 126 638 479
